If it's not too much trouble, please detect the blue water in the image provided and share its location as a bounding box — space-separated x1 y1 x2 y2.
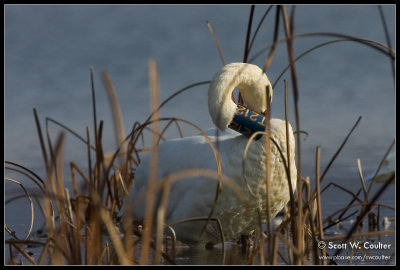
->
5 5 395 265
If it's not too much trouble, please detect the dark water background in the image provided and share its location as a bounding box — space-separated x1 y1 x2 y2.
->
5 5 395 265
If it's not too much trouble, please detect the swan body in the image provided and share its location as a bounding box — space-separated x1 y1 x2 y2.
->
128 63 297 245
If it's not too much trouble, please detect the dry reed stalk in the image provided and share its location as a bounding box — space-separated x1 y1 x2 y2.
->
377 5 395 84
275 233 311 265
139 58 160 264
251 32 395 69
281 5 305 264
5 161 45 191
207 20 237 106
243 5 255 64
37 239 51 264
271 233 279 264
296 32 395 58
263 85 272 264
248 5 274 60
357 159 369 202
164 225 177 262
206 21 226 66
100 207 131 264
315 146 326 265
11 242 37 265
122 204 134 264
5 178 35 240
90 67 98 150
301 176 319 263
33 108 50 173
263 5 280 72
154 179 171 264
283 79 297 261
85 204 102 264
101 71 128 177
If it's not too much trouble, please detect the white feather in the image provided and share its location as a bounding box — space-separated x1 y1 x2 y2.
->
127 63 296 245
208 62 272 130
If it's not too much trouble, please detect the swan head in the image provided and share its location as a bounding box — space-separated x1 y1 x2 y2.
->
208 62 273 131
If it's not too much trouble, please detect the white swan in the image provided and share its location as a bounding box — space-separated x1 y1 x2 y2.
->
128 63 297 245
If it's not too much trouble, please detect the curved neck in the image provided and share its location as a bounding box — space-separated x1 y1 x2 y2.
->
208 63 272 130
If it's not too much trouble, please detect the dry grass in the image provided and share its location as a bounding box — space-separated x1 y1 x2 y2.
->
5 4 395 265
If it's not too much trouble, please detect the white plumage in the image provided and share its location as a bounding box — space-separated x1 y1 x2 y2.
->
128 63 297 245
208 62 272 130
